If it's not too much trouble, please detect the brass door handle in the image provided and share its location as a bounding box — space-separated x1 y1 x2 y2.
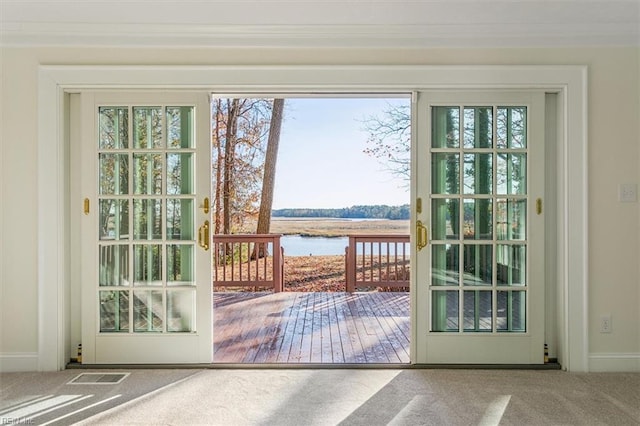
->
198 220 210 251
417 220 428 251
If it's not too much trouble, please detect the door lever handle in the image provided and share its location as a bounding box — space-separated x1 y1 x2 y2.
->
416 220 428 251
198 220 210 251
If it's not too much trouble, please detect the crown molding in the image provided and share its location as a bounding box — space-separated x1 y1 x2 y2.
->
2 22 639 48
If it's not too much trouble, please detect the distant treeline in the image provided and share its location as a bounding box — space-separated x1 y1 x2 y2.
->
272 204 410 220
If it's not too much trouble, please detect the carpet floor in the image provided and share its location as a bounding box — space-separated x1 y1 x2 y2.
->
1 369 638 425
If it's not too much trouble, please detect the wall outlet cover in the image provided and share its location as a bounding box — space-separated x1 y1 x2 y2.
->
618 183 638 202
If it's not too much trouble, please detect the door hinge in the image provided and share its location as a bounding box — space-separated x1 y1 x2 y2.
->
536 198 543 215
83 198 90 215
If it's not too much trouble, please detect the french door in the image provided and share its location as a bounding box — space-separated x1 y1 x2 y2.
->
414 91 546 364
79 92 212 364
76 89 544 365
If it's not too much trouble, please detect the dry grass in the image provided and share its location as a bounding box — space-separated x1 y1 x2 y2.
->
283 255 346 292
269 218 409 237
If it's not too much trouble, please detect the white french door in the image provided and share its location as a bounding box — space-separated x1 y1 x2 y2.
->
414 91 546 364
79 91 212 364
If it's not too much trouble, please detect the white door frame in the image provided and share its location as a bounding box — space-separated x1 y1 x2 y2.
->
37 65 588 371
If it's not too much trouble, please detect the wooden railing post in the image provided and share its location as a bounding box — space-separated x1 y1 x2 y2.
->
345 246 350 292
280 246 285 292
346 237 355 292
273 235 282 292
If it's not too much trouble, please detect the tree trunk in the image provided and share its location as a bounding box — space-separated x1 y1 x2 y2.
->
223 99 239 236
213 99 223 236
253 98 285 259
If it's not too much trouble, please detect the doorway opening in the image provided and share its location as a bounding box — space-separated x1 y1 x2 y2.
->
39 64 585 371
210 95 412 364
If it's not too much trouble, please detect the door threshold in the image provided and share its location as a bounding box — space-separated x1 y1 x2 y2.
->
66 362 560 370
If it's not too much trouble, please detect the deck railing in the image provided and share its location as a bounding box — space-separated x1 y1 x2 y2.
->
345 234 410 292
213 234 283 292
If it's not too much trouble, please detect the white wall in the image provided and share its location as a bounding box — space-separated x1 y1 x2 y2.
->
1 50 40 371
1 46 638 371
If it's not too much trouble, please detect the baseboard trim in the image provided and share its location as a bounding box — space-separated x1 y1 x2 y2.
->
588 353 640 372
0 352 39 372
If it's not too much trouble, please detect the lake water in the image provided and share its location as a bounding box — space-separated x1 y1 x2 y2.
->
281 235 348 256
280 235 411 256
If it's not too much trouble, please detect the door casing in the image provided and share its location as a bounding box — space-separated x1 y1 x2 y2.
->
36 65 587 371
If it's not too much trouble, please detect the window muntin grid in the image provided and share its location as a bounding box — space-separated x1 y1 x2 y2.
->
430 105 528 333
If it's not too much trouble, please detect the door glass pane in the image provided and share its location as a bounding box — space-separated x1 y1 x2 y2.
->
497 153 526 195
99 107 129 149
463 199 493 239
463 244 492 286
133 290 163 332
167 107 194 149
99 290 129 332
133 153 163 195
431 154 459 194
432 199 459 240
463 107 492 148
99 154 129 195
432 290 459 332
133 199 162 240
166 199 193 240
510 108 527 148
133 107 162 149
497 291 526 332
463 290 492 331
167 153 194 195
167 290 195 332
99 245 129 286
497 244 526 286
431 244 459 286
496 199 526 240
463 153 493 194
99 199 129 240
431 106 459 148
497 107 527 149
133 244 162 286
167 244 194 285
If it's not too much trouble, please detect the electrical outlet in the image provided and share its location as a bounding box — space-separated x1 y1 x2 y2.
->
618 184 638 202
600 315 612 333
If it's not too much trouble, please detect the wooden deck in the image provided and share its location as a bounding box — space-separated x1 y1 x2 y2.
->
213 292 410 364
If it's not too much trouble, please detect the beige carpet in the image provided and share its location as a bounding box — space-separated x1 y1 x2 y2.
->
1 369 638 425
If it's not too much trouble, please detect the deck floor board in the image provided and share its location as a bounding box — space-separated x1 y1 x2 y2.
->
213 292 410 364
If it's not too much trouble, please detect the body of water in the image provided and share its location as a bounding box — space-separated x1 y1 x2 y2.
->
281 235 348 256
280 235 411 257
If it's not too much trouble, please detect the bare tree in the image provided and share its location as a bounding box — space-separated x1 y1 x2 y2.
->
211 98 271 236
212 99 224 235
362 102 411 186
253 98 285 259
222 99 240 235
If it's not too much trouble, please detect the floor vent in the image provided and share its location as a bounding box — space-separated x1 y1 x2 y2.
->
68 373 129 385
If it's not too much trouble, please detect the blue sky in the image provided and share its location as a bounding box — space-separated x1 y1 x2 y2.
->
272 97 410 209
